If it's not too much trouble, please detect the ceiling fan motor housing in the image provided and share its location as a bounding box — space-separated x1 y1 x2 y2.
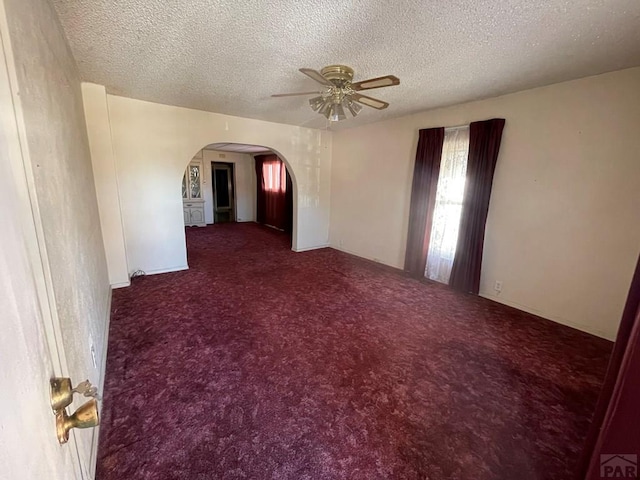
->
320 65 355 86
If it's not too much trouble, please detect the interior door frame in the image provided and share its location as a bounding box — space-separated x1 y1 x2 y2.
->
212 161 236 223
0 5 84 478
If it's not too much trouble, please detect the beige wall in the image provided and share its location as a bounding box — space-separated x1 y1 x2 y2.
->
0 3 81 477
82 82 130 287
3 0 111 475
330 67 640 340
83 89 332 277
201 149 256 224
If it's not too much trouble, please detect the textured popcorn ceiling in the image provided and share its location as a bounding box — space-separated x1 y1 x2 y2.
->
52 0 640 130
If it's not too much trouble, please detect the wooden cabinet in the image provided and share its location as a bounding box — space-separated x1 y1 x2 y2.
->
182 159 206 226
183 203 205 226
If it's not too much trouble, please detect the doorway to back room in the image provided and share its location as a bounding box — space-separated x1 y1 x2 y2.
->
180 142 295 252
212 162 235 223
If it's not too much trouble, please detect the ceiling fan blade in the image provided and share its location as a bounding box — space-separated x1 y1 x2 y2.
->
299 68 333 86
271 91 320 97
351 75 400 91
350 93 389 110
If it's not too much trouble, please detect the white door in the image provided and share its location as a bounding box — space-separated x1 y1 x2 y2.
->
0 26 83 480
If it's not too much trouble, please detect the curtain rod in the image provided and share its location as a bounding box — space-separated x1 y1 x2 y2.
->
445 124 469 131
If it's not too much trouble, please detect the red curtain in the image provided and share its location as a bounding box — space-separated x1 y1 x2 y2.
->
579 254 640 479
449 118 505 294
404 128 445 277
254 154 291 231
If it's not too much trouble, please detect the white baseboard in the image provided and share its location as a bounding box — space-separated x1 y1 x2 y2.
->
110 280 130 289
136 265 189 276
331 245 614 341
479 292 615 341
330 244 402 269
88 287 112 479
293 243 330 253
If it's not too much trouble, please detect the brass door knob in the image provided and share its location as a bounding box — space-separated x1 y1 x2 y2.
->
56 399 100 444
50 377 100 444
50 377 74 411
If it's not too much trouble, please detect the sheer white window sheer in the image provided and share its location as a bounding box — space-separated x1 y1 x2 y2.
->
425 126 470 283
263 161 286 193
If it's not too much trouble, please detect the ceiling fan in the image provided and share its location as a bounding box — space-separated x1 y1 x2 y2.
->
272 65 400 122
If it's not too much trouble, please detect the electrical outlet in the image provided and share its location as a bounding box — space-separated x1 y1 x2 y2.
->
494 280 503 293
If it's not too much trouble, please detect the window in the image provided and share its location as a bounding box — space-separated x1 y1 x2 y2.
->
263 161 286 193
425 126 470 283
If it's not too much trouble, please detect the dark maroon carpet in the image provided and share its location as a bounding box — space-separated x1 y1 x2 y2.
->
97 223 612 480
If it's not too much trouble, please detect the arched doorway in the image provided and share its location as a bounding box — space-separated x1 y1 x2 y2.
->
180 142 297 257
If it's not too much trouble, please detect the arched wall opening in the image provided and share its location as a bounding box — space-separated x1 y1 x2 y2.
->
87 90 331 283
180 142 300 255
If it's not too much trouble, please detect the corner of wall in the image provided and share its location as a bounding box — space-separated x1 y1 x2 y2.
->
82 82 130 287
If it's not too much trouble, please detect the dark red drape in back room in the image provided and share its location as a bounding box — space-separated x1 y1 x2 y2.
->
254 154 291 232
449 118 505 294
579 253 640 479
404 127 445 278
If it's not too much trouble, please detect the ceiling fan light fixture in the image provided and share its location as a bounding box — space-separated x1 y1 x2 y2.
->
319 101 331 118
309 96 325 112
345 99 362 117
329 103 346 122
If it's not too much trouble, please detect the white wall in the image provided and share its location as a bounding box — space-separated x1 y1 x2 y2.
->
0 5 82 477
330 67 640 340
83 88 332 276
3 0 111 475
82 83 130 287
201 149 256 223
